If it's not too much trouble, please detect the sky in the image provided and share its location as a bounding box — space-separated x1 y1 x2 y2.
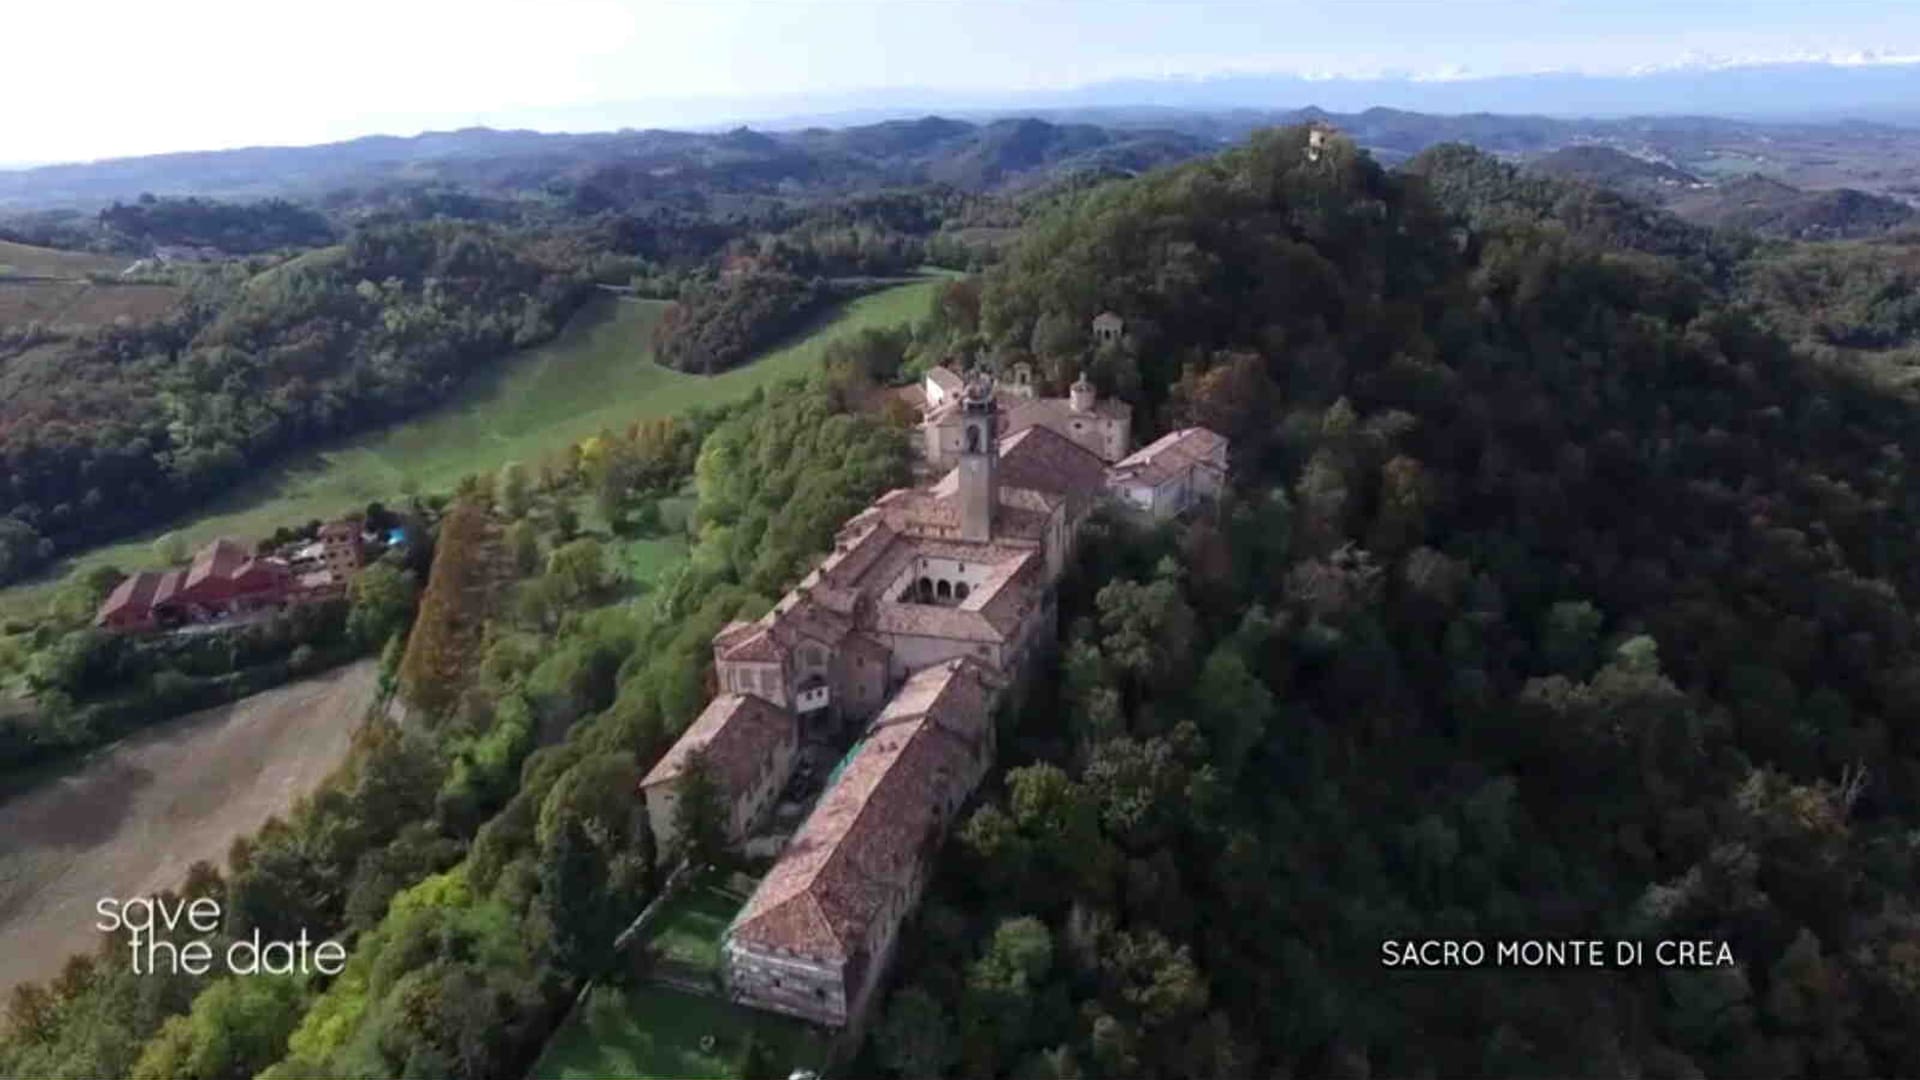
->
9 0 1920 165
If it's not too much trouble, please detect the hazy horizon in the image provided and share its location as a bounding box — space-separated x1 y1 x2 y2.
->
9 0 1920 167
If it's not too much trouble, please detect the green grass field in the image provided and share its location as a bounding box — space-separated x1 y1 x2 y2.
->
650 882 746 975
0 239 128 279
0 280 939 618
532 983 827 1080
531 874 821 1079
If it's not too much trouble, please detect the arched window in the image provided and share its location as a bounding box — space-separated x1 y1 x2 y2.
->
965 425 981 454
937 580 952 600
917 576 933 601
955 582 970 600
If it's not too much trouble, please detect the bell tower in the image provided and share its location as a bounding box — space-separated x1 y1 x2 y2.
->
958 372 998 542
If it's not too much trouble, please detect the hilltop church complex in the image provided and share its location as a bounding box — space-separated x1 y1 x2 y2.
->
641 326 1229 1032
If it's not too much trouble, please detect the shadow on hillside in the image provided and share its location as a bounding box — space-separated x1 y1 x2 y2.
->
0 757 156 853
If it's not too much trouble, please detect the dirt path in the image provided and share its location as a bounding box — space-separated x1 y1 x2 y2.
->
0 659 380 998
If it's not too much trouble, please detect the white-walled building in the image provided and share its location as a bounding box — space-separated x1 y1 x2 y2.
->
640 693 797 855
917 366 1132 467
1107 427 1230 519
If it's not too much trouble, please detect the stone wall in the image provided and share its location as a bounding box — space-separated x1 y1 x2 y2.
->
725 942 849 1027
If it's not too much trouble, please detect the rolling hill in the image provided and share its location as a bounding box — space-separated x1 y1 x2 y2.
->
1526 144 1705 199
1666 173 1918 239
0 118 1216 211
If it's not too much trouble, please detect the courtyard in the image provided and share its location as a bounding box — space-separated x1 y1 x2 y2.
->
529 872 829 1079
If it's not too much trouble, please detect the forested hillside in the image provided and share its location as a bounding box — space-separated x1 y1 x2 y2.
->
854 127 1920 1078
97 195 336 255
9 119 1920 1079
0 221 592 584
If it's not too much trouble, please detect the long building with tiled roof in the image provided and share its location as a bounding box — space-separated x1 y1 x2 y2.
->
723 658 1000 1027
93 533 353 632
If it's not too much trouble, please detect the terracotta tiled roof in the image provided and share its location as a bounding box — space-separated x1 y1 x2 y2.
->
181 537 251 598
641 692 794 796
820 522 898 588
771 595 853 647
728 660 997 963
714 620 759 651
873 602 1005 642
231 558 289 589
967 552 1040 636
997 426 1109 498
1005 394 1131 430
998 485 1061 515
95 571 163 624
720 627 784 663
151 569 186 608
1109 427 1229 489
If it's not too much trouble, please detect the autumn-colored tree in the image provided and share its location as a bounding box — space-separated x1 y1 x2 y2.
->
397 499 497 719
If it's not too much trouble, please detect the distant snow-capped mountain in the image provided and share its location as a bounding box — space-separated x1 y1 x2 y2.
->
999 60 1920 122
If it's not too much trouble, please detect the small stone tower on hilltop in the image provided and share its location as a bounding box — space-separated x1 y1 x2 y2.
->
958 372 999 542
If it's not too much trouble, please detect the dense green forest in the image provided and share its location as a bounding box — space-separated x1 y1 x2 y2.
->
9 121 1920 1079
651 270 835 374
847 128 1920 1078
98 195 336 255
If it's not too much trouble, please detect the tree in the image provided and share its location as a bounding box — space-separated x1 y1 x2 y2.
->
1094 576 1196 699
1030 309 1081 361
347 562 417 648
1192 645 1274 782
876 985 958 1077
27 628 118 696
1540 599 1605 677
496 462 531 520
547 538 608 604
129 975 305 1080
536 816 614 978
153 532 188 565
984 916 1054 985
670 751 727 868
505 519 540 577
